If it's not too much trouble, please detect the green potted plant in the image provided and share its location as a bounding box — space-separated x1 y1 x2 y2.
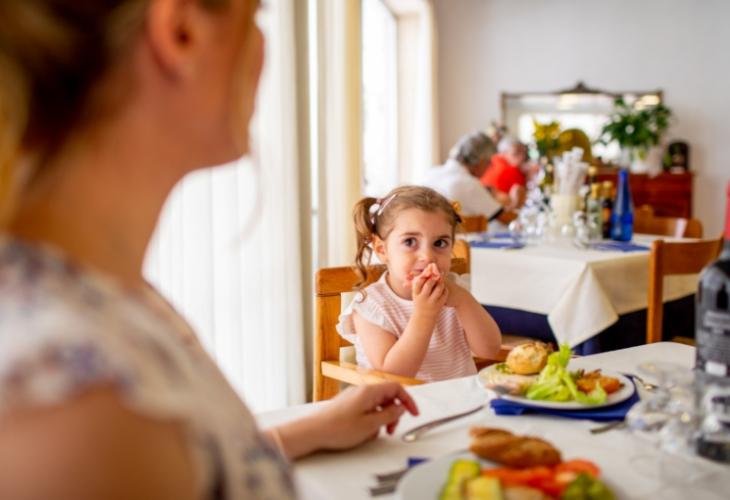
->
597 97 672 173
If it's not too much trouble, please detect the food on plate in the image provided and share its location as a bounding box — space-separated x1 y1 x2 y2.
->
575 370 623 395
503 485 552 500
505 342 552 375
481 344 627 405
480 342 553 395
524 345 608 405
480 366 539 396
440 459 482 500
439 427 615 500
469 427 562 468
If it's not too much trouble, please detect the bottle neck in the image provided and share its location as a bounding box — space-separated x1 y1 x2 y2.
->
721 239 730 259
725 186 730 240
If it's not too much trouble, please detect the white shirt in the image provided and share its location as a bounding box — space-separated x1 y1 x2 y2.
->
422 158 502 218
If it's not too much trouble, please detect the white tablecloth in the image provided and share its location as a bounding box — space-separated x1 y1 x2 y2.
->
256 343 728 500
469 235 698 346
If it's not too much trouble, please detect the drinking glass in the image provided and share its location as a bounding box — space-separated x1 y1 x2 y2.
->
507 218 526 245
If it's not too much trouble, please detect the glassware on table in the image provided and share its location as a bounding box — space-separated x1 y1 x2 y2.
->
507 218 526 245
624 362 722 498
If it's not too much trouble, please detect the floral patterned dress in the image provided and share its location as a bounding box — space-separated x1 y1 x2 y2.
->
0 237 295 500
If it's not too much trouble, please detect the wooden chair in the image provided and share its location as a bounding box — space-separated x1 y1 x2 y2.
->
457 214 488 233
646 238 722 344
634 205 703 238
452 239 471 269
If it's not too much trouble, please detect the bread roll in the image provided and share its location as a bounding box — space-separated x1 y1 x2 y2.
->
505 342 550 375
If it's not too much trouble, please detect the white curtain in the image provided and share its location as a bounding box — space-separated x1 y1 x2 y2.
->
317 0 363 267
144 0 306 412
410 0 440 182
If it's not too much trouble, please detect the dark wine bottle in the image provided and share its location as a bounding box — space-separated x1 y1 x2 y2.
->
695 180 730 463
600 181 614 239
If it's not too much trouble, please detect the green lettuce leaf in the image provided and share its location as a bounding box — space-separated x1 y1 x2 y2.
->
525 345 607 405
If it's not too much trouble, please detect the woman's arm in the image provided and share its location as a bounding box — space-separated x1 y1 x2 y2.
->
355 273 447 378
445 277 502 358
0 387 198 500
268 382 418 460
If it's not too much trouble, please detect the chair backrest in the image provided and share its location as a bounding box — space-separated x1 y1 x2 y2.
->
458 214 488 233
451 239 471 270
634 207 703 238
313 256 468 401
646 237 722 343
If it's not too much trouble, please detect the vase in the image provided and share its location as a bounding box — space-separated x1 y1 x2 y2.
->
550 193 580 228
622 146 662 174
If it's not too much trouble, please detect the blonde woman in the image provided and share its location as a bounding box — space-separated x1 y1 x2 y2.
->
0 1 417 499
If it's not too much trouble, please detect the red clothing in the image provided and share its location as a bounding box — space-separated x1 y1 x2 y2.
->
480 154 526 193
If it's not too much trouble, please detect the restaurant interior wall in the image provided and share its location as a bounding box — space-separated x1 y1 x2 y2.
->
434 0 730 236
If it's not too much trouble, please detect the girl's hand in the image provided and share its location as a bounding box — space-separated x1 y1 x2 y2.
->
403 262 440 288
411 266 448 318
312 383 419 450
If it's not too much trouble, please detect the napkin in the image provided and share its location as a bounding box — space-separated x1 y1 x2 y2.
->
489 390 639 422
590 241 649 252
470 241 525 250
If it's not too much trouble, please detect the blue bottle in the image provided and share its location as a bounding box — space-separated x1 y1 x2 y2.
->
610 169 633 241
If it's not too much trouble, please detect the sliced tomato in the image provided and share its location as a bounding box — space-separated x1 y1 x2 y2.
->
482 468 526 486
555 459 600 478
532 477 565 497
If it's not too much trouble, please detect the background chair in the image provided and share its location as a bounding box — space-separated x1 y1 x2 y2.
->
451 239 471 269
646 238 722 344
635 204 703 238
457 214 488 233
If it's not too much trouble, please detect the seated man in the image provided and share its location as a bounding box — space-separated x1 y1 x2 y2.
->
481 136 528 209
423 131 516 227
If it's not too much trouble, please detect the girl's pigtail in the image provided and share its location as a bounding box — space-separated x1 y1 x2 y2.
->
352 197 378 288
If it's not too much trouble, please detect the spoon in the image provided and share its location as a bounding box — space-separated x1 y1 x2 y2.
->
629 374 659 391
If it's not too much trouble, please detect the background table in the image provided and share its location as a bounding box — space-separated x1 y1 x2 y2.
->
468 235 697 350
257 343 728 500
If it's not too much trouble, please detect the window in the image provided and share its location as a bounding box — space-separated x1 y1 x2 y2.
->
361 0 399 197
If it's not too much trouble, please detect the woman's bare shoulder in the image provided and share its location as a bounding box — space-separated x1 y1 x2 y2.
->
0 386 198 500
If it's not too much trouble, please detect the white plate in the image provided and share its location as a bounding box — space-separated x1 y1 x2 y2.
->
477 365 635 410
396 451 493 500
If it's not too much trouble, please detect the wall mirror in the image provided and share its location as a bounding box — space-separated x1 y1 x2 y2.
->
501 81 663 162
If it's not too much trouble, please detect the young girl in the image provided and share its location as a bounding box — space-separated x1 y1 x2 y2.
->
338 186 502 381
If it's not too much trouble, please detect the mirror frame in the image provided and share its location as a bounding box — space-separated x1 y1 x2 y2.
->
500 81 664 121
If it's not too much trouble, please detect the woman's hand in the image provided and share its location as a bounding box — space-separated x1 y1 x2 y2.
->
411 264 448 318
273 382 419 459
316 383 419 449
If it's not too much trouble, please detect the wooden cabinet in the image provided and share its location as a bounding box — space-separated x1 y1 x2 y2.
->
596 170 693 218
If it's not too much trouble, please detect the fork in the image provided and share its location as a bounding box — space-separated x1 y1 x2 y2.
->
400 387 512 443
400 404 487 443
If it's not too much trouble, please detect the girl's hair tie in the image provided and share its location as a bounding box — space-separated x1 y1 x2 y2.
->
369 194 397 225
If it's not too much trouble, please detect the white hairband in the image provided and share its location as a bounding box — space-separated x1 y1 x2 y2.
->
369 194 397 225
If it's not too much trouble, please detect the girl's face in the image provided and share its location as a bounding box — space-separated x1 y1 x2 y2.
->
373 208 454 299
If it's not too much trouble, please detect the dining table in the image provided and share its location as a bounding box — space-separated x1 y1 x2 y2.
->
466 234 698 352
256 342 729 500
